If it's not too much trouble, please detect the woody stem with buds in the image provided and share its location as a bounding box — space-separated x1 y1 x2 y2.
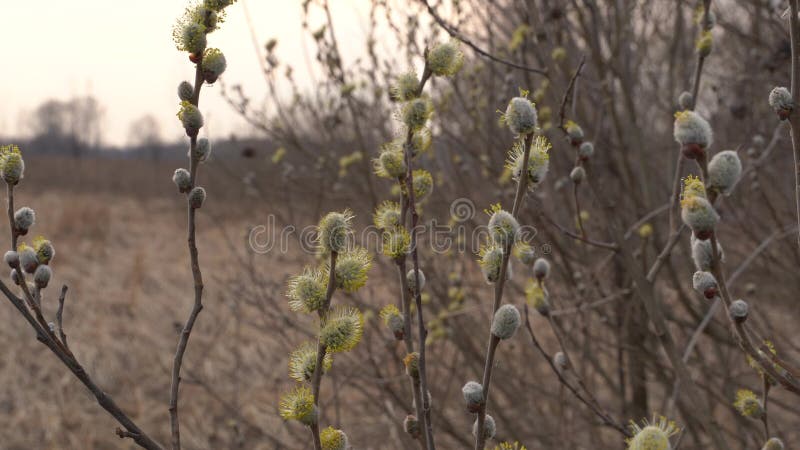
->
308 251 338 450
474 132 533 450
402 63 435 450
788 0 800 249
169 52 207 450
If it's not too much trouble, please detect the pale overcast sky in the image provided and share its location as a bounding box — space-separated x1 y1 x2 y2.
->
1 0 372 146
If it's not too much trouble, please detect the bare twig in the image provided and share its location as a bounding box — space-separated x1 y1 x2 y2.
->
788 0 800 249
419 0 547 76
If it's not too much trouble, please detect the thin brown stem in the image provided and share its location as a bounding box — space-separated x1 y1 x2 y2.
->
474 133 534 449
309 251 338 450
169 57 207 450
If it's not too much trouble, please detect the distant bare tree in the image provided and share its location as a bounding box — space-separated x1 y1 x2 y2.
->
28 96 105 157
128 114 165 160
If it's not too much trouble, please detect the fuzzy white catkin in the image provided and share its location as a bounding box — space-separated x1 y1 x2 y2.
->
505 97 537 135
769 87 793 112
406 269 426 295
173 168 192 193
178 81 194 101
674 111 713 148
188 186 206 209
195 138 212 162
491 304 521 340
681 196 719 237
10 269 20 285
730 299 749 321
707 150 742 195
33 264 51 289
533 258 550 280
4 251 18 268
472 415 496 439
692 271 717 297
578 142 594 159
14 207 35 231
691 235 724 271
488 210 520 247
570 166 586 183
19 247 38 274
461 381 484 410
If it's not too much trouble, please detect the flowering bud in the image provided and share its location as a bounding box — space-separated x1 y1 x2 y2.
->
692 271 718 299
18 245 37 274
412 169 433 201
288 341 331 382
492 304 521 340
278 386 318 426
674 111 713 158
406 269 426 296
380 305 405 340
0 145 25 185
570 166 586 183
333 248 372 292
33 237 54 265
427 40 463 77
178 101 204 136
526 282 550 316
392 71 419 101
318 210 353 254
488 209 519 247
201 48 227 83
287 268 326 313
628 420 678 450
4 251 19 269
479 245 505 284
681 196 718 240
578 141 594 160
509 136 551 190
678 91 693 110
472 415 496 440
188 186 206 209
695 31 713 57
734 389 764 419
769 87 793 120
14 207 35 233
10 269 20 285
173 168 192 193
762 438 785 450
400 97 433 131
403 415 420 438
707 150 742 195
462 381 484 413
319 427 348 450
178 22 207 54
403 352 420 378
513 243 536 266
194 138 212 162
320 306 364 352
565 121 584 145
178 81 194 101
374 147 406 179
504 97 537 135
730 299 749 323
533 258 550 280
33 264 51 289
373 201 401 230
